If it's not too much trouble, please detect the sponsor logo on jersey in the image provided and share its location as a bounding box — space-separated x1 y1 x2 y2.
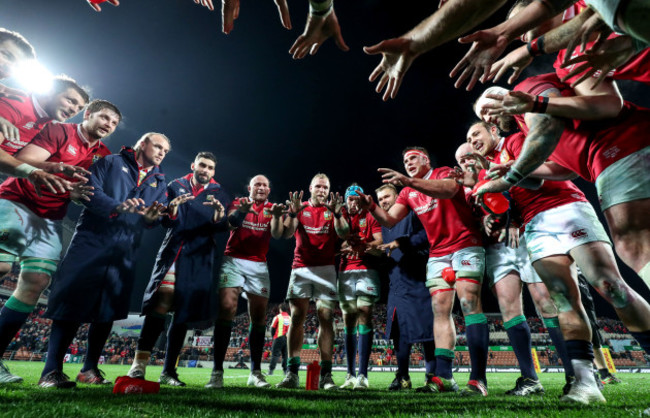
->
67 144 78 155
603 146 621 159
414 199 438 215
409 191 419 198
571 228 587 238
303 211 312 218
22 121 37 130
323 211 332 220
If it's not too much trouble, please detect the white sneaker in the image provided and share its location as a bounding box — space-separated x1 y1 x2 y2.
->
353 374 369 390
247 371 271 388
340 373 356 389
127 362 147 379
560 382 606 405
205 370 224 389
319 373 337 390
276 371 299 388
0 360 22 384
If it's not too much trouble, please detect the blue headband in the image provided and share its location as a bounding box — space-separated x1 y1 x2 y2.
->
345 185 364 199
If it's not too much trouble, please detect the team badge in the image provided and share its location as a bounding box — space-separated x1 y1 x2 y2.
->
122 166 129 173
179 188 187 194
149 181 157 188
323 211 332 220
263 208 272 218
500 149 510 163
359 219 366 228
92 154 102 163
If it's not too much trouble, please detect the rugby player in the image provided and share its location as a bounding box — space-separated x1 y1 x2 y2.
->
0 99 117 384
128 152 230 386
355 147 489 396
338 184 382 390
207 174 285 389
276 173 349 390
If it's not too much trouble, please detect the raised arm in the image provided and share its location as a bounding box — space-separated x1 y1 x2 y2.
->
354 192 410 229
378 168 459 199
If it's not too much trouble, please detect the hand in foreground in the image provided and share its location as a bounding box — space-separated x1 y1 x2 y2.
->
27 170 73 196
70 182 95 202
363 37 417 101
167 193 195 217
289 10 348 59
378 168 410 187
451 28 509 90
220 0 291 34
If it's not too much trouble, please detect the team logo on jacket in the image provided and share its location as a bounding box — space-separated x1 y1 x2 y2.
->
92 154 103 163
179 188 187 194
149 181 157 188
323 211 332 220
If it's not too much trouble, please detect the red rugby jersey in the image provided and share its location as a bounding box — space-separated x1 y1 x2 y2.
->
513 73 650 182
340 208 382 271
0 123 110 220
554 1 650 85
292 201 339 268
0 94 53 155
395 167 482 258
224 199 275 262
489 133 587 226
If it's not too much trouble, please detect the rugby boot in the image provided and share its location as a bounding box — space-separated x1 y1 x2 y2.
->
247 370 271 388
388 374 412 391
602 374 622 385
505 377 544 396
127 350 150 379
38 370 76 389
159 369 186 387
0 360 22 384
418 376 459 393
340 373 356 389
276 371 299 388
459 379 488 397
319 373 337 390
353 374 369 390
205 370 224 389
560 382 606 405
76 368 112 385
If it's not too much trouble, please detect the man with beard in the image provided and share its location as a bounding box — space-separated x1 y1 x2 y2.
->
207 174 285 389
354 148 488 396
127 152 230 386
0 99 118 384
38 132 173 388
374 184 435 392
338 184 382 390
276 173 349 390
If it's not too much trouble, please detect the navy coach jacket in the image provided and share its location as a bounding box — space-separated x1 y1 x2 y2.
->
141 174 231 324
382 211 434 344
46 147 167 323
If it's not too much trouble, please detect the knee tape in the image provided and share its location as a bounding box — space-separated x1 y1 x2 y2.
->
316 299 336 311
0 253 17 264
20 258 57 276
339 299 357 315
426 276 455 295
160 272 176 290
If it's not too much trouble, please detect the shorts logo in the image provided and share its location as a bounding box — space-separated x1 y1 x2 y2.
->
367 287 374 292
67 144 78 155
571 229 587 238
461 260 472 266
260 287 268 295
323 211 332 220
220 274 228 284
329 290 336 296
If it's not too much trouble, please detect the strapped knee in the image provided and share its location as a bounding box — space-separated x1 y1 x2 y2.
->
316 299 336 311
20 258 57 277
339 299 357 315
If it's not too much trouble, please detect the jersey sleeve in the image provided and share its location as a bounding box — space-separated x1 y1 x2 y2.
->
0 99 21 126
271 316 278 329
395 188 410 208
367 213 382 235
27 123 66 155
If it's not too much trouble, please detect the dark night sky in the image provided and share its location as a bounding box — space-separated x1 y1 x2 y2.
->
5 0 650 319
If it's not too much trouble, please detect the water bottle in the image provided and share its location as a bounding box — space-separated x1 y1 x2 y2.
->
306 361 320 390
473 180 509 215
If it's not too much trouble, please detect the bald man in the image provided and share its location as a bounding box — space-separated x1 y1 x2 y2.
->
207 174 286 389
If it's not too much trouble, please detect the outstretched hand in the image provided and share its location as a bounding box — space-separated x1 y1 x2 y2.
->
87 0 119 12
451 29 509 91
289 10 348 59
325 192 344 214
363 37 417 101
27 170 73 196
219 0 291 34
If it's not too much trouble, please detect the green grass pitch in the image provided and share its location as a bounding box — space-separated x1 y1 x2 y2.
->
0 361 648 417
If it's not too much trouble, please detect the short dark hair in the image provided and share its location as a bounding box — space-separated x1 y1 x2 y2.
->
86 99 122 121
280 303 289 313
401 146 430 158
50 75 90 105
195 151 217 165
0 28 35 60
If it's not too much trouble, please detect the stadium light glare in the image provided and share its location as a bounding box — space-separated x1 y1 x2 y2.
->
14 60 53 94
